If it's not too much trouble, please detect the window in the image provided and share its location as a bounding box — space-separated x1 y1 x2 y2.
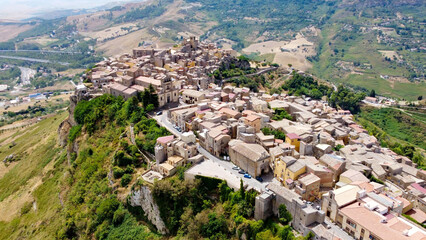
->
346 219 356 228
369 234 377 240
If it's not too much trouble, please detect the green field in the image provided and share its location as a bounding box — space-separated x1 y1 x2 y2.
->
358 107 425 149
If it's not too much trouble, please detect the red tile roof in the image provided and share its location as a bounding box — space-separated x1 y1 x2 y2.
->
286 133 300 140
156 135 174 144
411 183 426 194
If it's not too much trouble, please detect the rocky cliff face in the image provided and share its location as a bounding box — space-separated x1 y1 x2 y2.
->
58 90 93 166
57 94 81 147
129 186 168 234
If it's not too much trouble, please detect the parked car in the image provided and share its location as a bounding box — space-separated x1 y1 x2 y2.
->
244 173 252 179
232 166 239 170
156 111 162 115
255 176 263 182
238 170 245 174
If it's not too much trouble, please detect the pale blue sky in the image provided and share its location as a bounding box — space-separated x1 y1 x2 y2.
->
0 0 139 20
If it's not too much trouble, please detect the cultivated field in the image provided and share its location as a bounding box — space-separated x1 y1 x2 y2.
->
243 33 315 71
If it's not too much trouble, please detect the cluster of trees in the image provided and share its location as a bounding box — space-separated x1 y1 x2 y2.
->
228 75 266 92
153 175 302 239
0 42 15 50
74 87 159 135
0 66 21 81
31 74 55 89
213 56 256 81
272 108 293 121
213 68 256 80
73 90 165 154
115 5 166 23
281 73 332 100
261 127 286 140
329 85 366 114
278 73 365 113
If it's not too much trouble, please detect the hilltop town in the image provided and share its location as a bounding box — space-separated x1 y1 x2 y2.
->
73 37 426 240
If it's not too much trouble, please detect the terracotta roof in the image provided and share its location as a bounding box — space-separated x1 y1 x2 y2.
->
340 202 426 240
130 85 145 92
246 114 261 122
411 183 426 194
340 169 369 183
299 173 320 186
157 135 174 144
135 76 162 86
286 133 300 140
218 107 240 117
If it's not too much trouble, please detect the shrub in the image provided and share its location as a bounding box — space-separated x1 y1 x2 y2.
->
113 207 126 226
278 204 292 225
20 201 33 215
96 197 120 223
121 174 132 187
113 166 125 179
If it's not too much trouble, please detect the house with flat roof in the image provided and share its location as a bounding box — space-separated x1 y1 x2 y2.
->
182 89 206 104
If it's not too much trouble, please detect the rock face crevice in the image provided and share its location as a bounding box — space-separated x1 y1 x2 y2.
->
129 186 168 234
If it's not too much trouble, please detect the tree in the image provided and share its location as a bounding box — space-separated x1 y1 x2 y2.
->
121 174 132 187
329 85 365 113
240 179 245 199
369 89 376 97
200 213 228 238
278 204 292 225
418 96 423 101
305 231 315 240
96 197 120 223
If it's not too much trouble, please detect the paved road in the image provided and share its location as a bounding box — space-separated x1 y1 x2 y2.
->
154 113 181 137
0 50 81 54
0 55 69 65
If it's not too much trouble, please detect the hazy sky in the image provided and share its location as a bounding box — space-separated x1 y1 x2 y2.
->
0 0 137 20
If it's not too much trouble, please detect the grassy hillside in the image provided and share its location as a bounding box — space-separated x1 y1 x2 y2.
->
358 107 425 149
356 106 425 168
0 112 68 239
310 3 426 100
